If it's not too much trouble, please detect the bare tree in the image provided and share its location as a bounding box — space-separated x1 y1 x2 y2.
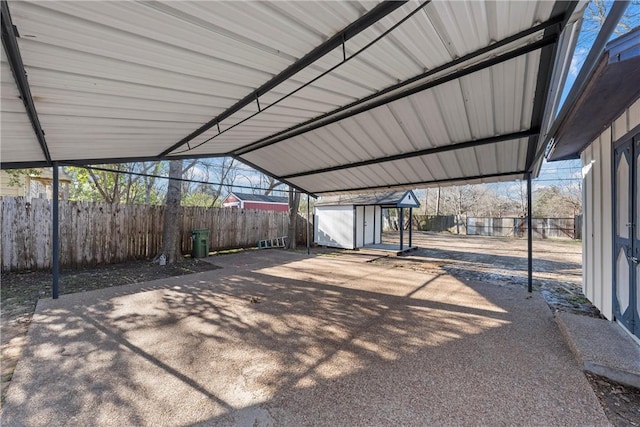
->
581 0 639 41
180 157 239 207
68 162 165 204
158 160 184 264
262 175 281 196
286 188 301 249
143 162 164 205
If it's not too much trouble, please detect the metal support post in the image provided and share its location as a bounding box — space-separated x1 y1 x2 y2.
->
52 164 60 299
399 208 404 251
306 193 310 255
527 172 533 293
409 207 413 247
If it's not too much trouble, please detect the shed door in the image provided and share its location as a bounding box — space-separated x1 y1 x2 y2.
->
613 134 640 339
364 206 375 245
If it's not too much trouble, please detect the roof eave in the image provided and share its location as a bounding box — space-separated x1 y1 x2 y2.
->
546 30 640 161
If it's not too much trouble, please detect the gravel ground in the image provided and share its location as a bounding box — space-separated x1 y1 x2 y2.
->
372 233 639 426
1 235 639 425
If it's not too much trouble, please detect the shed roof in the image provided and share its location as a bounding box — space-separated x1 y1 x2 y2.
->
1 1 583 195
226 192 288 204
315 190 419 208
546 27 640 161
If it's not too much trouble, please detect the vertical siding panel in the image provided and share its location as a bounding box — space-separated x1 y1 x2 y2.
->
593 136 603 312
583 145 594 304
613 111 628 142
601 128 614 319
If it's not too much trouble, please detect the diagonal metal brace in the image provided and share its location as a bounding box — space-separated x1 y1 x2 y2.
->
1 0 51 164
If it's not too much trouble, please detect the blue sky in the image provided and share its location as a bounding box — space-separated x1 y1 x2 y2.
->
537 0 640 186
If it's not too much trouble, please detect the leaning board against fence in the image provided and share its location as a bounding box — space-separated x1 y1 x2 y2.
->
0 197 305 272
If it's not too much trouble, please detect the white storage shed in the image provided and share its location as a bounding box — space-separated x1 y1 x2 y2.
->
314 191 420 250
546 28 640 342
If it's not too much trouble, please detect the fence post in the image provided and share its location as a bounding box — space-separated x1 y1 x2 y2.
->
574 215 582 239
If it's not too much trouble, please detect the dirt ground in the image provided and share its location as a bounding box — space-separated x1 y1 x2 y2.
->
1 258 220 405
1 234 639 425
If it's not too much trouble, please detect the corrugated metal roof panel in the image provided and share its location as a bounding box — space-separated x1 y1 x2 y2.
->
247 132 530 195
241 51 541 180
1 0 580 195
1 49 45 163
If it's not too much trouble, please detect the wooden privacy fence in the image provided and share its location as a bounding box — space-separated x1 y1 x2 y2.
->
1 197 308 272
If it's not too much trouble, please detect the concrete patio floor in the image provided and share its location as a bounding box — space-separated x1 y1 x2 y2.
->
2 249 608 426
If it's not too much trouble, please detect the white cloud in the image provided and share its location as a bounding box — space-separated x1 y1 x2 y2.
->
569 47 589 77
190 166 208 180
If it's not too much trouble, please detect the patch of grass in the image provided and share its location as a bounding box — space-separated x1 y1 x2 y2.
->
566 295 591 304
551 286 571 294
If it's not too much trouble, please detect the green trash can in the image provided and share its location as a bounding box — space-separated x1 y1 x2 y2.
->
191 229 209 258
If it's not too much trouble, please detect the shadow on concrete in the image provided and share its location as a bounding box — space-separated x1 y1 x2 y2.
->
2 251 605 426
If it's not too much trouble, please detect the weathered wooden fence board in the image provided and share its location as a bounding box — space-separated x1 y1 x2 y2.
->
1 197 309 272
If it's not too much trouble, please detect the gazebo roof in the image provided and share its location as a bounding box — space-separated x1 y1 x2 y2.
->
315 190 420 208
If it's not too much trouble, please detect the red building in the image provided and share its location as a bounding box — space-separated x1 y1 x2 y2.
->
221 192 289 212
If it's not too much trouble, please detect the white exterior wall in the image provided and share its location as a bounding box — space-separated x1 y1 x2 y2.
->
355 206 364 248
314 205 355 249
582 98 640 320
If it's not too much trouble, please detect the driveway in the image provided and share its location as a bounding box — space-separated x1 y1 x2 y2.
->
2 245 607 426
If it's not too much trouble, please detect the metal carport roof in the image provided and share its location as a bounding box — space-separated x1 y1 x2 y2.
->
1 0 585 195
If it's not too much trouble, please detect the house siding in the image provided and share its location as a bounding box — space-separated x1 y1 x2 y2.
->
0 172 24 197
581 98 640 320
243 202 288 212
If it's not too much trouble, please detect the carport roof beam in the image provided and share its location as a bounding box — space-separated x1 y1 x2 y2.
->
1 0 51 165
525 0 579 171
159 0 408 157
315 171 527 195
231 155 317 197
234 15 565 157
280 129 538 180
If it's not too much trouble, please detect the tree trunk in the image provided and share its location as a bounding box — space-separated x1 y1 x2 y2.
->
158 160 183 264
382 208 391 231
286 188 301 249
